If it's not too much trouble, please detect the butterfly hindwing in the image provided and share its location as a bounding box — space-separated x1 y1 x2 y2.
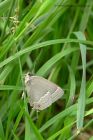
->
25 73 64 110
33 91 52 110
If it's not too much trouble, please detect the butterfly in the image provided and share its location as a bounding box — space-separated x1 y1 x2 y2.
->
25 73 64 110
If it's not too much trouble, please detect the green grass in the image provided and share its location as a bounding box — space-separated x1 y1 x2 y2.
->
0 0 93 140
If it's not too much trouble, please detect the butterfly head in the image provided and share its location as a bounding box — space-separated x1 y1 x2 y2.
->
25 72 32 84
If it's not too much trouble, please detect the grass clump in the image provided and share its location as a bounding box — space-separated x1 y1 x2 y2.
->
0 0 93 140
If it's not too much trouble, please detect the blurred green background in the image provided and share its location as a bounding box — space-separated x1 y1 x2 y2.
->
0 0 93 140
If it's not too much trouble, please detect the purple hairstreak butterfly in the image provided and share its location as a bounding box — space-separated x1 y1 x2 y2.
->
25 73 64 110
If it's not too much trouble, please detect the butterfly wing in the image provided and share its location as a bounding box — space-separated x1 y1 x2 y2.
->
51 87 64 103
25 75 64 109
33 91 52 110
25 76 57 103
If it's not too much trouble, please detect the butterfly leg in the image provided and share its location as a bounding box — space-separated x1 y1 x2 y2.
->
22 92 25 99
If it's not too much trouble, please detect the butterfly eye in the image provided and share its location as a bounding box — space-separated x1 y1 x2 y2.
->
28 72 34 77
27 72 32 76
